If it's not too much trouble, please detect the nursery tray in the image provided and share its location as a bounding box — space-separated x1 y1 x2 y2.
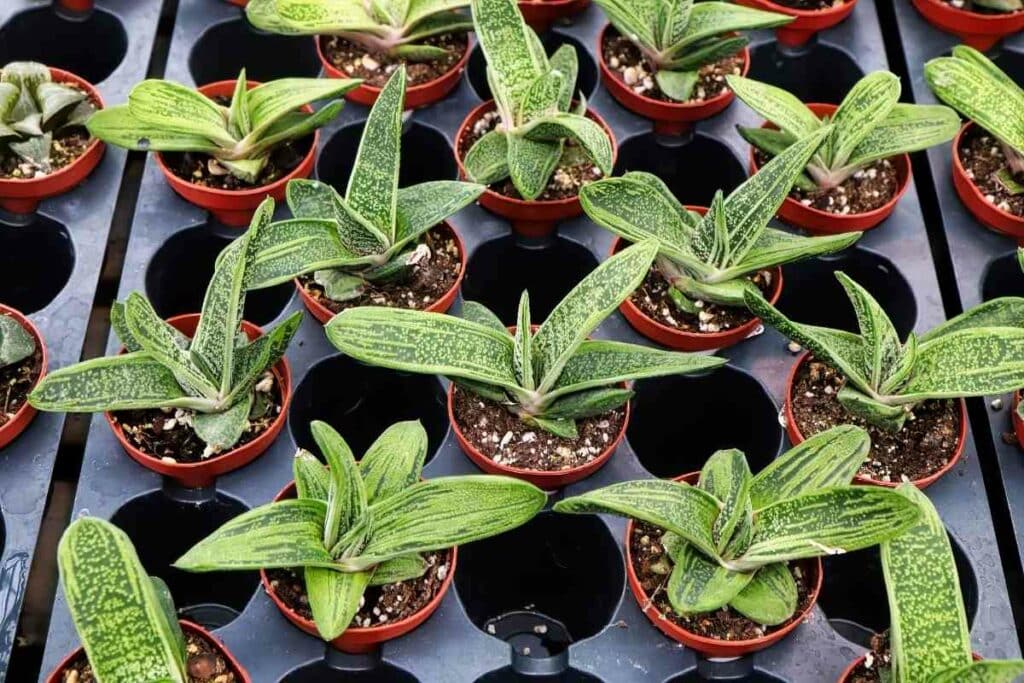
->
36 0 1023 681
0 0 163 675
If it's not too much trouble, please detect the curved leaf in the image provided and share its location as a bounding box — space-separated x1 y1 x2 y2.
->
359 420 429 502
727 75 821 138
311 421 366 549
507 134 561 200
127 79 234 146
902 327 1024 401
464 130 511 185
295 449 331 501
305 566 372 640
86 105 222 153
828 71 900 168
699 448 751 552
394 181 485 245
921 296 1024 342
666 541 752 614
728 561 797 626
520 113 614 175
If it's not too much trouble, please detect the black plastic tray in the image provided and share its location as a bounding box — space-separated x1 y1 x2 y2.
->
35 0 1023 681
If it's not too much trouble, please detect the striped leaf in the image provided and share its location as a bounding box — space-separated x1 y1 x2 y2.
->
225 311 302 406
250 0 381 33
59 518 187 683
245 76 361 138
369 553 428 585
749 425 871 510
174 499 335 571
837 272 902 390
471 0 543 102
720 229 859 283
728 561 797 626
827 71 900 169
539 386 633 420
658 0 694 49
295 449 331 501
359 420 428 502
517 70 564 126
929 661 1024 683
305 566 372 640
86 105 223 153
592 0 659 49
394 181 484 245
845 103 960 170
553 480 720 559
228 70 251 139
245 218 361 289
901 327 1024 402
461 301 508 334
675 2 791 50
921 296 1024 342
699 449 752 553
193 393 252 450
464 130 511 185
881 333 918 395
249 100 346 158
666 541 753 614
666 35 747 74
127 79 235 147
514 291 534 390
836 386 908 433
726 75 822 139
110 301 141 352
549 44 578 112
311 421 366 549
520 113 614 175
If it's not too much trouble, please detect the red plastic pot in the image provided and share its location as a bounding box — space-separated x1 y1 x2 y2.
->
749 103 911 234
317 36 471 109
598 24 750 137
55 0 95 13
625 472 824 657
261 481 458 653
104 313 292 488
154 79 317 227
46 620 251 683
1011 390 1024 450
735 0 857 48
911 0 1024 51
454 101 618 238
296 221 467 325
225 0 248 5
951 122 1024 242
837 652 981 682
0 68 105 215
518 0 592 33
0 304 47 450
784 351 968 489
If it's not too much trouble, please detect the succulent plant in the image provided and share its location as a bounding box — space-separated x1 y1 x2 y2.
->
554 426 920 625
959 0 1023 11
461 0 614 200
579 127 859 317
85 69 360 184
926 46 1024 195
176 420 545 640
875 485 1024 681
242 68 483 302
745 271 1024 432
245 0 473 61
730 71 960 192
0 61 97 175
594 0 791 102
29 198 302 454
58 517 194 683
0 315 35 372
325 240 725 438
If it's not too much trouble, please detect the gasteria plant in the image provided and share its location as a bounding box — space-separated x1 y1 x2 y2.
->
1 61 97 175
554 426 920 626
175 420 545 640
246 0 473 62
867 484 1024 681
745 271 1024 433
241 68 483 303
29 198 302 453
85 69 360 184
461 0 614 200
594 0 791 102
325 240 725 438
0 314 35 372
729 71 960 192
580 127 859 314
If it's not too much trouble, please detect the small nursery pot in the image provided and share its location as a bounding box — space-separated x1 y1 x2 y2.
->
296 221 467 324
836 652 981 682
154 79 317 227
0 68 105 215
0 304 47 450
625 472 824 658
46 620 251 683
597 24 750 137
734 0 857 48
261 481 458 654
104 313 292 488
951 121 1024 241
784 351 968 489
317 37 471 109
1011 390 1024 451
518 0 592 33
454 100 618 238
911 0 1024 51
749 103 911 234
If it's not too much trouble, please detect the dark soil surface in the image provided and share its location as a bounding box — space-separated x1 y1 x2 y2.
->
60 630 237 682
299 225 461 314
941 0 1023 13
772 0 846 8
267 550 450 628
111 372 282 463
958 125 1024 218
844 633 891 683
0 82 93 179
630 265 774 334
451 383 626 471
320 32 468 88
630 522 814 640
162 136 311 191
602 30 744 103
0 344 42 428
790 358 961 482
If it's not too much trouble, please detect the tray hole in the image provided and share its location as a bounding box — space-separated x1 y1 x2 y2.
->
279 662 418 682
289 354 447 461
628 366 781 479
614 133 746 206
462 235 598 324
0 7 127 85
747 43 864 104
455 511 623 655
109 491 259 629
189 18 321 85
146 225 293 326
476 668 602 682
988 48 1024 83
0 217 74 314
468 32 598 103
817 533 977 646
981 251 1024 301
775 248 916 340
668 672 783 682
317 121 456 194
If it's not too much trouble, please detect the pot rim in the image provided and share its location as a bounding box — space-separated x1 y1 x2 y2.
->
0 304 48 442
951 120 1024 231
738 0 856 18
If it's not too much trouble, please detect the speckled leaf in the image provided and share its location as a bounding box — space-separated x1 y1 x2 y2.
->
845 103 960 170
290 179 389 254
622 171 702 229
369 554 428 586
86 105 223 153
0 315 34 368
407 0 473 27
514 291 534 389
828 72 900 168
728 561 797 625
699 449 751 553
248 0 380 34
901 327 1024 402
464 130 511 185
472 0 544 101
521 113 613 174
548 44 578 111
921 297 1024 342
228 70 251 139
540 386 633 420
295 449 331 502
880 333 917 395
461 301 508 334
722 228 858 282
675 2 791 50
244 218 363 289
224 311 301 406
59 518 187 683
667 541 752 614
507 134 562 200
659 0 694 49
249 100 346 157
245 77 360 138
305 565 371 640
727 75 821 138
517 70 564 126
929 661 1024 683
127 79 234 146
654 69 699 103
311 420 366 549
836 385 907 432
359 420 428 502
193 392 253 450
394 181 484 245
836 272 902 389
593 0 658 48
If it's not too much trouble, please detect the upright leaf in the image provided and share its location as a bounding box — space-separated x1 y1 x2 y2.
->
514 291 534 390
698 449 751 553
359 420 428 502
836 272 901 389
305 566 372 640
728 561 797 626
294 449 331 502
471 0 543 100
828 71 900 168
311 421 367 549
726 75 822 138
666 542 752 614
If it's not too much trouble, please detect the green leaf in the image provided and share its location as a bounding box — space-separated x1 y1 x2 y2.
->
244 217 363 289
549 44 579 112
127 79 235 147
845 103 960 170
517 70 564 126
359 420 428 502
726 75 822 139
394 181 484 246
369 553 428 586
621 171 702 229
244 77 361 139
507 134 562 200
407 0 474 27
540 386 633 420
225 311 302 407
0 314 35 368
920 297 1024 342
720 229 859 283
928 661 1024 683
698 448 751 553
249 0 381 33
311 421 366 550
659 0 694 49
464 130 511 185
305 566 372 640
248 101 347 158
193 393 253 450
36 80 88 127
294 449 331 502
514 292 534 390
471 0 544 102
674 2 792 50
836 385 908 433
228 70 252 139
521 113 614 175
149 576 186 668
86 105 223 153
900 327 1024 402
59 518 187 683
666 542 752 614
836 272 902 390
728 561 797 626
828 71 900 169
461 301 508 334
594 0 659 48
655 69 699 102
666 35 747 73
